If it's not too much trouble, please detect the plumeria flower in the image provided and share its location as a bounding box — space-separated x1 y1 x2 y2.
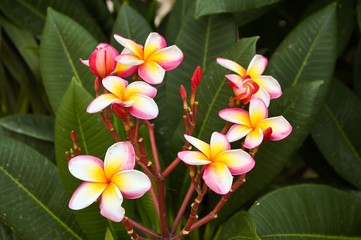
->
87 75 159 120
178 132 255 195
114 32 184 85
68 142 151 222
219 98 292 149
217 54 282 106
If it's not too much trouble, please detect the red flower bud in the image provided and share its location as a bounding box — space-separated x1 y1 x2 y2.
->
180 84 187 100
88 43 119 78
191 66 202 92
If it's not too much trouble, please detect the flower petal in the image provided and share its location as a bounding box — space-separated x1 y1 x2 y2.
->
216 58 246 76
99 184 125 222
147 45 183 71
225 74 242 85
111 170 151 199
114 62 138 78
87 93 120 113
218 108 251 126
210 132 230 159
251 87 270 107
143 32 167 59
254 76 282 99
247 54 268 78
102 76 127 99
80 58 89 66
184 135 211 158
114 34 143 59
226 124 252 142
203 162 233 195
127 94 159 120
243 128 263 149
115 54 144 66
178 151 211 165
125 81 157 98
259 116 292 141
104 142 135 179
249 98 268 126
69 182 108 210
215 149 255 175
68 155 107 182
138 61 165 84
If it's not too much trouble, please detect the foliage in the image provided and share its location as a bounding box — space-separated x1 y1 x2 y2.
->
1 0 361 239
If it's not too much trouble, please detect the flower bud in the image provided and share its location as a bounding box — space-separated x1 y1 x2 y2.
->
191 66 202 93
88 43 119 78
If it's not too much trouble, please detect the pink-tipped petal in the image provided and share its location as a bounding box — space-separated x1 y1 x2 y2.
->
216 58 246 76
178 151 212 165
203 162 233 195
210 132 230 158
80 58 89 66
102 76 127 99
69 182 108 210
249 98 268 126
128 94 159 120
114 34 143 58
226 124 252 142
243 128 264 149
184 135 211 158
215 149 255 175
87 93 120 113
111 170 151 199
99 184 125 222
138 61 165 85
115 54 144 66
125 81 157 98
254 76 282 99
68 156 107 182
143 32 167 59
247 54 268 78
114 62 138 78
251 87 271 107
259 116 292 141
148 45 183 71
219 108 251 126
225 74 243 86
104 142 135 179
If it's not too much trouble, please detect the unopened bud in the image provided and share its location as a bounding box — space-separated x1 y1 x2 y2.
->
180 85 188 109
191 66 202 93
88 43 119 78
111 104 127 120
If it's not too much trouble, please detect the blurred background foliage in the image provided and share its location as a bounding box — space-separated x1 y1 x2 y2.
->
1 0 361 239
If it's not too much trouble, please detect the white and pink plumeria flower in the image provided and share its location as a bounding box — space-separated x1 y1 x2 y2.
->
87 75 159 120
178 132 255 195
68 142 151 222
114 32 184 85
219 98 292 149
217 54 282 106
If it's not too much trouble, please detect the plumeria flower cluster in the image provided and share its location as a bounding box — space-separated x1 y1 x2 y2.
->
66 31 292 239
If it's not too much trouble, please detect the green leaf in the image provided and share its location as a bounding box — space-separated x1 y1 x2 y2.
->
55 80 114 239
40 8 98 112
249 184 361 239
267 3 337 89
312 80 361 189
0 0 105 39
110 3 152 51
195 0 281 18
218 211 260 240
215 80 325 224
0 137 84 239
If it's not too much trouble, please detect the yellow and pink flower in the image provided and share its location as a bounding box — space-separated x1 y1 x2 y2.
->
178 132 255 195
217 55 282 106
68 142 151 222
87 75 158 120
114 32 183 85
219 98 292 149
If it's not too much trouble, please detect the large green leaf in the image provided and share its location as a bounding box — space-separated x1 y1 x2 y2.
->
40 8 98 113
354 0 361 96
214 80 325 224
249 184 361 239
157 5 237 161
267 3 337 89
55 80 114 239
195 0 281 18
312 80 361 189
218 211 260 240
110 3 152 51
0 0 105 39
0 137 84 239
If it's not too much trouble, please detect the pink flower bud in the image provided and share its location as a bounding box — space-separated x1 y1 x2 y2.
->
88 43 119 78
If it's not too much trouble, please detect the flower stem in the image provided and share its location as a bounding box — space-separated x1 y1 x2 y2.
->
121 216 144 240
127 217 161 239
143 120 161 173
